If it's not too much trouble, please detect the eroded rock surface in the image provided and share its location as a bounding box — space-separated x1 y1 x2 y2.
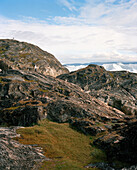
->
58 64 137 116
58 64 137 167
0 69 125 128
0 127 48 170
0 68 131 169
0 39 69 77
94 117 137 165
1 40 137 169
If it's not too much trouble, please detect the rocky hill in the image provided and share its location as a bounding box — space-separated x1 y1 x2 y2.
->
0 39 69 77
0 69 125 127
58 64 137 168
1 68 137 169
0 40 137 169
58 64 137 116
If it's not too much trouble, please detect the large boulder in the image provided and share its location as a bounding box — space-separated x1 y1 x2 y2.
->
0 106 44 126
46 100 90 123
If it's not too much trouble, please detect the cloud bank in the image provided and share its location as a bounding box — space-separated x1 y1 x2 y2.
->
0 0 137 64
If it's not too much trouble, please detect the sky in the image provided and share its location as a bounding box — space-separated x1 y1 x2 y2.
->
0 0 137 64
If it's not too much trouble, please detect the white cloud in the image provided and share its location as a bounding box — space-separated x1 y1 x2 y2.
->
0 0 137 64
79 0 137 27
59 0 77 11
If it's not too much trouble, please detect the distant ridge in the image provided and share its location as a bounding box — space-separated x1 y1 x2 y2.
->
65 62 137 73
65 61 137 66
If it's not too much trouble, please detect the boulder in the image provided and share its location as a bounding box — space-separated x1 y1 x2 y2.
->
0 106 44 126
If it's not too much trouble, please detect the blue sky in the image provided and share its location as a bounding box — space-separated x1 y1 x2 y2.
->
0 0 84 22
0 0 137 63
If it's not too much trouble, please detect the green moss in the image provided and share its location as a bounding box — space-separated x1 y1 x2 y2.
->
108 72 114 78
0 44 9 55
39 88 49 93
5 106 20 111
0 51 5 54
0 77 5 84
24 78 35 83
120 74 129 79
0 77 2 82
19 53 30 58
27 58 39 63
21 47 26 51
90 73 96 77
0 47 6 52
16 119 107 169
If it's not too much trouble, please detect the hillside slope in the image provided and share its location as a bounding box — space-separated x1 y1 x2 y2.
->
0 69 125 127
1 41 137 169
58 64 137 115
0 39 69 77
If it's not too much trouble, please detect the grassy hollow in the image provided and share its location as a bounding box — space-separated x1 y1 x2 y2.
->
16 119 107 170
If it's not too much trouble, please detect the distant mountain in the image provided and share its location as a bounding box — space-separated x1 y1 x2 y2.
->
65 62 137 73
0 39 69 77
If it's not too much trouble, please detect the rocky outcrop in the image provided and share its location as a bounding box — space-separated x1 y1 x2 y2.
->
0 39 69 76
57 64 137 167
1 40 137 169
94 117 137 165
85 162 137 170
58 64 137 116
0 127 48 170
0 69 125 127
0 106 44 126
1 69 135 168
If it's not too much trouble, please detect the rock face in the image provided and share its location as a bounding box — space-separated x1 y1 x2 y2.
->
0 69 125 127
58 64 137 116
0 106 44 126
3 68 137 168
94 117 137 165
0 39 69 77
1 40 137 169
0 127 48 170
0 68 136 168
57 64 137 167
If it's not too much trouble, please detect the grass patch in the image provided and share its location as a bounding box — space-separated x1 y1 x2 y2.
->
16 119 107 170
108 72 114 78
39 88 49 93
4 106 20 110
0 77 3 83
19 53 30 58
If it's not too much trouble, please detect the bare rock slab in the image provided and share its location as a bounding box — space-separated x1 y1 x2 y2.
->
0 127 49 170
